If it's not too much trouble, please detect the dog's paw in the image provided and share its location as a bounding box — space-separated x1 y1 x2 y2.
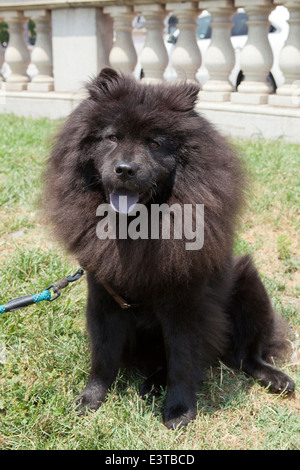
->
164 404 196 429
75 383 107 415
260 368 295 395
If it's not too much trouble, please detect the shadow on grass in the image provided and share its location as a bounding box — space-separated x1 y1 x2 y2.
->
104 363 255 425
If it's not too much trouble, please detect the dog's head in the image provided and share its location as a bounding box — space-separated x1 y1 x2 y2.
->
78 68 200 213
46 68 244 279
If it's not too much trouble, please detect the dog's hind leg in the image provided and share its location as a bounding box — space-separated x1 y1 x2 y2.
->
224 255 295 394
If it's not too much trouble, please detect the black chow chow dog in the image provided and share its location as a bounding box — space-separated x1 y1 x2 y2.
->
45 68 295 428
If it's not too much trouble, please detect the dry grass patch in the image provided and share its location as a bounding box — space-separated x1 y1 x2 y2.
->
0 117 299 450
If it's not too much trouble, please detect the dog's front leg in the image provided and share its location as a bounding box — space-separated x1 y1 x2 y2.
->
76 273 127 414
157 308 199 429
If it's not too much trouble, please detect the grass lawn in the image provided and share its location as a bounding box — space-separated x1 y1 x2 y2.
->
0 114 299 450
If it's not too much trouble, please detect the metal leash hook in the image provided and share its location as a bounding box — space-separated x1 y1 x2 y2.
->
46 269 85 301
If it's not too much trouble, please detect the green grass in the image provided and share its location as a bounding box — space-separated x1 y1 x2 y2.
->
0 115 299 450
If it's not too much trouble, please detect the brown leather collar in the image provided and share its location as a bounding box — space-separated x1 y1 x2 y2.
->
101 280 138 309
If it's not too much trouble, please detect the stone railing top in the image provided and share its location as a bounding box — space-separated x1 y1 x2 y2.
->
0 0 188 11
0 0 114 10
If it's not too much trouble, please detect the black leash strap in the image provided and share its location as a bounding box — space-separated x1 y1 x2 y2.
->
0 269 84 314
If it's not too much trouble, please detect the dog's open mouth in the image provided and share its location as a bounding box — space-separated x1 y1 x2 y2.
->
109 189 150 214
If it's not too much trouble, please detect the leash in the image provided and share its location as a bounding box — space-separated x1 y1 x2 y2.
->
0 267 138 315
0 269 84 314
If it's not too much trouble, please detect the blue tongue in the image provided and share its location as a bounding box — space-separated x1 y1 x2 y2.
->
109 190 139 214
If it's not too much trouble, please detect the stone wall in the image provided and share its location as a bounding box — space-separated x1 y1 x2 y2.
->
0 0 299 141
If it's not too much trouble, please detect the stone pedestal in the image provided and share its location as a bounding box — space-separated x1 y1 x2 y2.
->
231 0 273 105
26 9 54 92
51 7 113 92
135 4 168 82
199 0 235 101
2 10 30 91
104 6 137 73
0 42 4 88
167 2 201 81
269 1 300 107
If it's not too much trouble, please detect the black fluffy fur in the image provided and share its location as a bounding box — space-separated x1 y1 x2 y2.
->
44 68 295 428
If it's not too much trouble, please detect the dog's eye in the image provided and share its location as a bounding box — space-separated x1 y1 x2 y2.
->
107 135 118 143
149 141 160 149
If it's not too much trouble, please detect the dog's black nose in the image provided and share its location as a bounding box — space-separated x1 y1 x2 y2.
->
114 162 138 179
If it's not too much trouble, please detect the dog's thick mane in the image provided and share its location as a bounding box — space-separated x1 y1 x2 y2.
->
44 70 245 297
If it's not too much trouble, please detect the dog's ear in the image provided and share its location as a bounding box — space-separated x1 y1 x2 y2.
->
87 68 121 99
98 67 120 83
167 82 200 112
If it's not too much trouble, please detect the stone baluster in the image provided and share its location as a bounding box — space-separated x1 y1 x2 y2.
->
104 5 137 73
166 2 201 81
199 0 235 101
0 33 4 86
25 9 54 91
2 10 30 91
231 0 274 105
269 1 300 107
134 4 168 82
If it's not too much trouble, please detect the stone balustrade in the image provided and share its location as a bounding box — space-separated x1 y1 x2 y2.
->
0 0 299 141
